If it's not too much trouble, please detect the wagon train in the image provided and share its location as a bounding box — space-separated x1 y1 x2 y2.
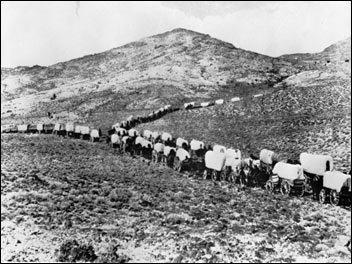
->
1 100 351 207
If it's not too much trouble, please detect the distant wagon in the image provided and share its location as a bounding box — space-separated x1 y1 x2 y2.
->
53 123 65 136
215 99 224 105
184 102 195 110
17 124 29 133
28 124 38 133
65 122 75 137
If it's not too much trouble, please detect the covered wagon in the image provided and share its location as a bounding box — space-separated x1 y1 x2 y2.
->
65 122 75 137
319 171 351 206
162 146 176 167
152 143 165 163
300 153 334 198
221 149 242 182
53 123 65 136
265 162 306 196
17 124 29 133
203 150 226 181
173 148 191 172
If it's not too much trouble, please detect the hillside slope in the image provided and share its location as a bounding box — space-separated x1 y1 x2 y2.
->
1 28 297 118
279 37 351 73
137 77 351 172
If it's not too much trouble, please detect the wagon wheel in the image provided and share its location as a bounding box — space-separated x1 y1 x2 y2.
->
229 171 236 184
161 156 166 166
304 176 313 195
280 180 291 196
203 170 208 180
152 151 157 163
318 189 326 204
329 190 340 206
265 180 274 193
173 157 181 172
220 170 227 182
298 186 305 198
212 170 218 181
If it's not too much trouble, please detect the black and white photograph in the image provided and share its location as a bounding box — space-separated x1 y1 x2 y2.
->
1 1 351 262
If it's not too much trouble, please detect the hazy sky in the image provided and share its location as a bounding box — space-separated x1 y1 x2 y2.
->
1 1 351 68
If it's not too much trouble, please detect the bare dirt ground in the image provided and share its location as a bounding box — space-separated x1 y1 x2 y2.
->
1 134 351 262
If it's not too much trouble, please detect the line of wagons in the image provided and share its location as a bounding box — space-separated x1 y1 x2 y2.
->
2 114 351 207
107 125 351 206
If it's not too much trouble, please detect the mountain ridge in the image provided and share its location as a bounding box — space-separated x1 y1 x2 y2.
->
1 28 350 120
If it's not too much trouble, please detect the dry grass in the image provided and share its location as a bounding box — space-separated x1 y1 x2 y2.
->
1 134 351 262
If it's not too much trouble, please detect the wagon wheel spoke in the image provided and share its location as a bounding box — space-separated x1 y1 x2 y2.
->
304 176 313 195
318 189 326 204
220 170 227 182
330 190 340 206
203 170 208 180
265 180 274 193
212 170 218 181
298 186 305 197
280 180 290 196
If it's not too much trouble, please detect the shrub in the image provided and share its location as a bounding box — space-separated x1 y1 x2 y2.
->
97 244 131 263
57 239 97 262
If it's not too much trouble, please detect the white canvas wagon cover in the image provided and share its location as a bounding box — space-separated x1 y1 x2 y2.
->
80 126 90 135
184 102 195 108
37 124 44 131
190 139 204 150
135 136 145 145
116 128 126 136
17 124 28 132
161 132 172 141
205 150 226 171
90 129 99 138
176 138 188 148
164 146 176 156
260 149 275 165
225 149 242 167
111 134 120 144
213 144 226 153
143 130 153 139
323 171 351 192
176 148 190 162
154 143 165 153
151 131 160 139
300 153 333 176
128 129 139 137
272 162 305 181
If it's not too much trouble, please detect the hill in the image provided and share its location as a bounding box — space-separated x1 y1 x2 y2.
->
1 28 298 120
279 36 351 72
136 76 351 172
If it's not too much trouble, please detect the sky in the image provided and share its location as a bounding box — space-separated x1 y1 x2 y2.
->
1 1 351 68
